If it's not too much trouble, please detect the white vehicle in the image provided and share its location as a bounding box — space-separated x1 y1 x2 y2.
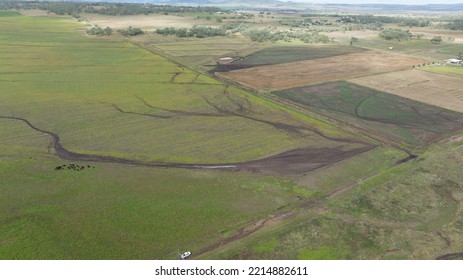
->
180 251 191 259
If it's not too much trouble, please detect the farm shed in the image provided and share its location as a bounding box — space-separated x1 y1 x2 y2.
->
447 59 462 65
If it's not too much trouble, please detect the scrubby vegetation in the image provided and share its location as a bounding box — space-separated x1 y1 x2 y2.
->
0 1 225 16
156 26 226 38
154 23 329 43
119 26 144 36
241 28 329 43
337 15 431 27
442 19 463 30
86 26 113 36
379 29 413 41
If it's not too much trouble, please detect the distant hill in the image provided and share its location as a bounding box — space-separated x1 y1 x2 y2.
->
16 0 463 11
324 3 463 11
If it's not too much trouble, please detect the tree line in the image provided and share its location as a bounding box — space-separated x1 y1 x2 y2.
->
0 1 224 17
154 23 330 43
155 26 225 38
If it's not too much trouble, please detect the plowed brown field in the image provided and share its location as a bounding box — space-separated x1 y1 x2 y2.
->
350 70 463 113
216 51 424 90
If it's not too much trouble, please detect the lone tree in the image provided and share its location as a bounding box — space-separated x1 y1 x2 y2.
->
431 36 442 44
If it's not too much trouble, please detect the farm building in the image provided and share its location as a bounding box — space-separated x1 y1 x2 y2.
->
217 57 234 64
447 58 462 65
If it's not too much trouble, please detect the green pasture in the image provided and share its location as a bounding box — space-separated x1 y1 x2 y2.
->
0 125 302 259
0 15 365 164
423 64 463 77
297 147 407 193
201 136 463 260
0 14 379 259
275 81 463 147
0 11 20 17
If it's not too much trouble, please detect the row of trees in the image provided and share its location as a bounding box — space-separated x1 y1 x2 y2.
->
86 26 143 37
379 29 413 41
241 28 329 43
155 26 225 38
154 22 330 43
336 15 431 27
86 26 113 36
84 4 223 16
119 26 144 37
442 19 463 30
0 1 225 17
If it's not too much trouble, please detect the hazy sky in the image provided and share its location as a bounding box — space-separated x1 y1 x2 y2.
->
285 0 463 4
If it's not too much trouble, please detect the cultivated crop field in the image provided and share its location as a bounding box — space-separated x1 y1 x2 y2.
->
145 36 265 67
217 51 423 90
275 81 463 147
351 69 463 113
423 64 463 77
212 45 365 72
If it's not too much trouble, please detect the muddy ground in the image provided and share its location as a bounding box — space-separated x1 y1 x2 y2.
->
0 115 376 175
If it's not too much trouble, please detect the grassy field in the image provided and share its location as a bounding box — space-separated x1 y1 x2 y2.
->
351 69 463 113
0 15 370 165
0 11 21 17
423 64 463 77
4 11 463 261
200 135 463 260
0 14 382 259
297 147 407 194
275 81 463 147
0 126 303 259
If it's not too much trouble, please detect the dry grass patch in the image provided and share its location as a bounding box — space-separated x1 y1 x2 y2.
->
84 14 217 31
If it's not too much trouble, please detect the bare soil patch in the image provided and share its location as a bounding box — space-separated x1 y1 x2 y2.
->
19 9 53 17
84 14 217 31
351 70 463 113
239 146 375 175
323 30 379 42
216 50 424 90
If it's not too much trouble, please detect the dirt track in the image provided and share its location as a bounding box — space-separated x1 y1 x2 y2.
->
0 115 375 175
193 149 416 259
436 252 463 260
